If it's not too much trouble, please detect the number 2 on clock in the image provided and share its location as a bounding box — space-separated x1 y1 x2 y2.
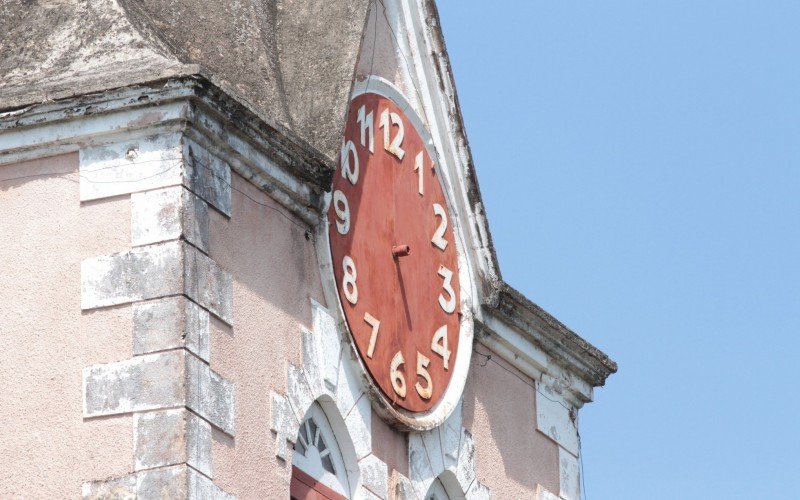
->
432 203 448 250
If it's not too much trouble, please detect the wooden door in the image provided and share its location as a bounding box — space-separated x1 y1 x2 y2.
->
290 466 348 500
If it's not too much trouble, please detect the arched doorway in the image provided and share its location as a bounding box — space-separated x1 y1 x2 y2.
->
291 402 351 499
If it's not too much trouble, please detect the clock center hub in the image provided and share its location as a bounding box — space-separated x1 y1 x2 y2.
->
391 245 411 258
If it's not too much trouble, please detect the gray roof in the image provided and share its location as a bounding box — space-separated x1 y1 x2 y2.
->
0 0 369 159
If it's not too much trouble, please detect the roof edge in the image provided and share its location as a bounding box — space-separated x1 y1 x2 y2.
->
482 281 618 387
0 74 334 195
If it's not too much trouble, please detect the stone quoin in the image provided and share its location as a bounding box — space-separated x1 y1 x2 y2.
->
0 1 616 499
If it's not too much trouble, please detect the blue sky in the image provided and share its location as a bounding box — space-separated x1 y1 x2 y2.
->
437 2 800 498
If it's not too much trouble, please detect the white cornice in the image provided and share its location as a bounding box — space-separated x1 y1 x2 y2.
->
0 77 331 226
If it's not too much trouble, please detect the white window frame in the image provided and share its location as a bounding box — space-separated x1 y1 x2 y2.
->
292 402 351 498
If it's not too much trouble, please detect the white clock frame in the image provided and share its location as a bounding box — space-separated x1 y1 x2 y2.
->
319 76 475 431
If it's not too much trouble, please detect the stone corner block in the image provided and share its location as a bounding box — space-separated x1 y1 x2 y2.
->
558 447 580 500
536 484 561 500
81 242 183 310
82 474 136 500
287 363 315 422
345 389 372 461
408 434 433 494
83 465 233 500
455 428 477 493
186 354 235 436
270 391 299 461
389 472 419 500
131 186 209 252
83 351 234 437
81 241 232 326
536 386 579 456
133 297 210 362
466 480 491 500
355 486 382 500
183 138 232 216
134 409 212 478
186 467 234 500
79 134 184 202
184 243 233 325
83 351 185 418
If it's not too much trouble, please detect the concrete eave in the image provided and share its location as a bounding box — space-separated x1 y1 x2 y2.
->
0 75 334 225
481 282 617 390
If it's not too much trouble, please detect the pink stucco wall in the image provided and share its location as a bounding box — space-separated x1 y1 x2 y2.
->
462 348 561 497
0 153 564 498
208 172 326 497
205 169 562 497
0 154 135 497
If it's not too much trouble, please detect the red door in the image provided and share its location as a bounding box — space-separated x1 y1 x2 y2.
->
290 466 348 500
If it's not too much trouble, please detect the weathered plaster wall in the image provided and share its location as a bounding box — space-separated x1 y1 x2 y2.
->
208 172 325 497
0 154 134 497
355 0 407 98
462 347 562 498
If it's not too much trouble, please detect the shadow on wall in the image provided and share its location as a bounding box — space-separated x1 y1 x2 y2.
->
0 156 77 193
461 349 561 495
208 171 326 331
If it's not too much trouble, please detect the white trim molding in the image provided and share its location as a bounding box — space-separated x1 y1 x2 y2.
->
270 299 489 499
270 299 397 499
406 402 491 500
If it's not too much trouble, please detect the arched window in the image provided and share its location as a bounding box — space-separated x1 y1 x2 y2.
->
291 403 350 500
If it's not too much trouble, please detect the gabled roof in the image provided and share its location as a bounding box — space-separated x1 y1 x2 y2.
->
0 0 616 387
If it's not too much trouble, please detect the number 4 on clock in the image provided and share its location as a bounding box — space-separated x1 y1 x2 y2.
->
431 325 451 370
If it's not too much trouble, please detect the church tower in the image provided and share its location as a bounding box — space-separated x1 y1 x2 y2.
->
0 1 615 498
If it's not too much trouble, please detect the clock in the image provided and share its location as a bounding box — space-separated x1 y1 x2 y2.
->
327 79 470 427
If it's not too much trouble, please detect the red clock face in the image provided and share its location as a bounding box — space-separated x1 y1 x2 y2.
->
329 91 461 413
